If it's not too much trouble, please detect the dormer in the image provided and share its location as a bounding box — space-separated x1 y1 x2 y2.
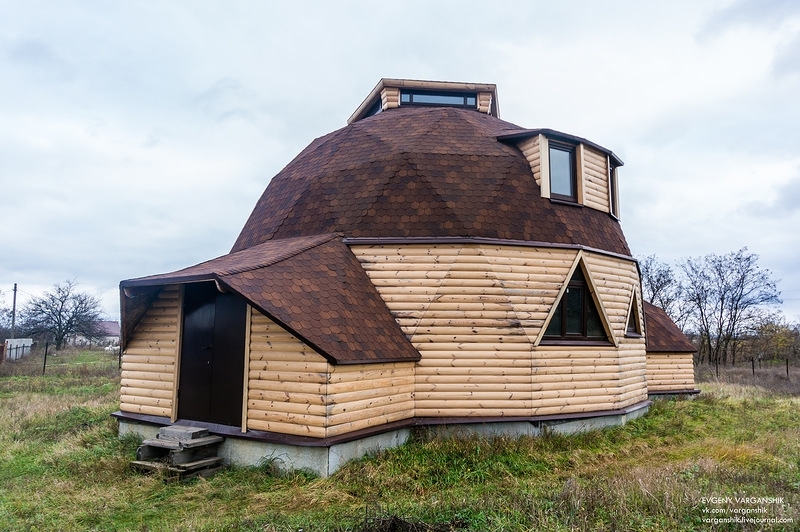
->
498 129 624 218
348 78 499 124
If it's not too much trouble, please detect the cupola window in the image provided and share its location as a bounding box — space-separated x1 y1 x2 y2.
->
549 141 577 202
400 90 477 108
362 98 383 119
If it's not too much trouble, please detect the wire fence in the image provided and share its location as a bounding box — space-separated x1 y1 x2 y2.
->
0 346 120 378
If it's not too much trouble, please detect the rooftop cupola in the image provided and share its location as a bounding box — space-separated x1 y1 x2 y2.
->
348 78 499 123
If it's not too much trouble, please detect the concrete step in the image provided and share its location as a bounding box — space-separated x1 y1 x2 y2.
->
132 424 225 480
140 435 223 450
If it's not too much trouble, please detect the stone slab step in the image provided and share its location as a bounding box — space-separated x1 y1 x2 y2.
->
141 435 223 450
158 425 209 441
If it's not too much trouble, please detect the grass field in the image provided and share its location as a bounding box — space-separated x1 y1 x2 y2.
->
0 350 798 531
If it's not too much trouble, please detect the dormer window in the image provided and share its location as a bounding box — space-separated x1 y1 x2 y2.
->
548 141 577 202
399 90 477 109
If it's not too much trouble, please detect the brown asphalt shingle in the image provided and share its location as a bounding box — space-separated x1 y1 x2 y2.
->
644 301 696 353
231 106 631 256
121 235 419 365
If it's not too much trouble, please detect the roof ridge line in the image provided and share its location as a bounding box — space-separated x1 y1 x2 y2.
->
221 234 339 276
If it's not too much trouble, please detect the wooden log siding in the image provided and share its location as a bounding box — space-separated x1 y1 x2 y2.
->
352 243 648 417
518 135 542 187
381 87 400 111
477 92 493 114
646 352 696 392
246 311 329 437
120 286 181 418
582 145 611 213
582 253 648 407
326 362 415 436
246 311 415 438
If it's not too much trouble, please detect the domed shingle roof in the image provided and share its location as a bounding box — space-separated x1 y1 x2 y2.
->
232 106 631 257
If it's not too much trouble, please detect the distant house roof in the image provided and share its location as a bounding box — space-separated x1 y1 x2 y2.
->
97 320 120 337
644 302 695 353
121 234 420 365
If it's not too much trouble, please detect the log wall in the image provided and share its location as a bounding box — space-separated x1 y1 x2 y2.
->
352 243 649 416
120 286 181 418
246 311 330 438
327 362 415 437
246 311 415 438
582 145 611 213
646 352 696 392
518 135 542 187
381 87 400 111
582 253 648 408
120 244 652 437
477 92 493 114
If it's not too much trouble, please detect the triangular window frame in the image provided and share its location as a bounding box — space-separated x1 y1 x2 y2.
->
536 253 616 347
625 292 643 338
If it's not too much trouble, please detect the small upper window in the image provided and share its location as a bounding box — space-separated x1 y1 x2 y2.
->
549 141 576 202
609 165 619 218
544 267 607 342
400 90 477 108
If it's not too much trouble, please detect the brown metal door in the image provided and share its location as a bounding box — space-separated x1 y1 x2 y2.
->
178 282 246 426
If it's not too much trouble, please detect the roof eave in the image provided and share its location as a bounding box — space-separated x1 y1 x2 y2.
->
498 128 624 167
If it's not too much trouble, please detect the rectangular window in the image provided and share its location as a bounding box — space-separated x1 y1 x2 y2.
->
399 90 478 109
549 142 576 201
609 166 619 217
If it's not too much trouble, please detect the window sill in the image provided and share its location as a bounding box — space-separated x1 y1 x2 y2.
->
548 197 583 208
539 339 614 347
624 332 643 339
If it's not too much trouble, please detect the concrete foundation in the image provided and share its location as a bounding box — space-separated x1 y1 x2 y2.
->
119 419 411 477
118 402 649 477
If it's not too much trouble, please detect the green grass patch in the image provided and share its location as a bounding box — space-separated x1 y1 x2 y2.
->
0 365 798 530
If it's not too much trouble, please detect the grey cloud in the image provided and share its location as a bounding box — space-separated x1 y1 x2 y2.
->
703 0 800 34
6 38 74 82
701 0 800 79
744 173 800 217
192 78 259 123
773 33 800 77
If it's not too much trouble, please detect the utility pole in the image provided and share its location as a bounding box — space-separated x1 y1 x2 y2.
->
11 283 17 339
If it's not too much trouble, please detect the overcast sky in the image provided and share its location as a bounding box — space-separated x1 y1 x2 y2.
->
2 0 799 322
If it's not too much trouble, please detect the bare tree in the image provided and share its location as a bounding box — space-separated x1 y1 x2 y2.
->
19 280 105 350
681 248 781 366
0 292 11 342
740 312 799 362
638 255 691 330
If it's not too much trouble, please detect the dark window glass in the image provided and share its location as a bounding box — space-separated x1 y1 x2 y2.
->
399 90 478 109
363 98 383 118
544 267 608 342
549 144 575 200
609 166 619 217
412 93 466 105
565 287 582 335
626 299 641 336
545 307 562 336
587 299 605 337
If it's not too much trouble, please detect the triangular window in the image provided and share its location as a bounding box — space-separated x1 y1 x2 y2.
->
544 267 607 341
626 294 642 337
